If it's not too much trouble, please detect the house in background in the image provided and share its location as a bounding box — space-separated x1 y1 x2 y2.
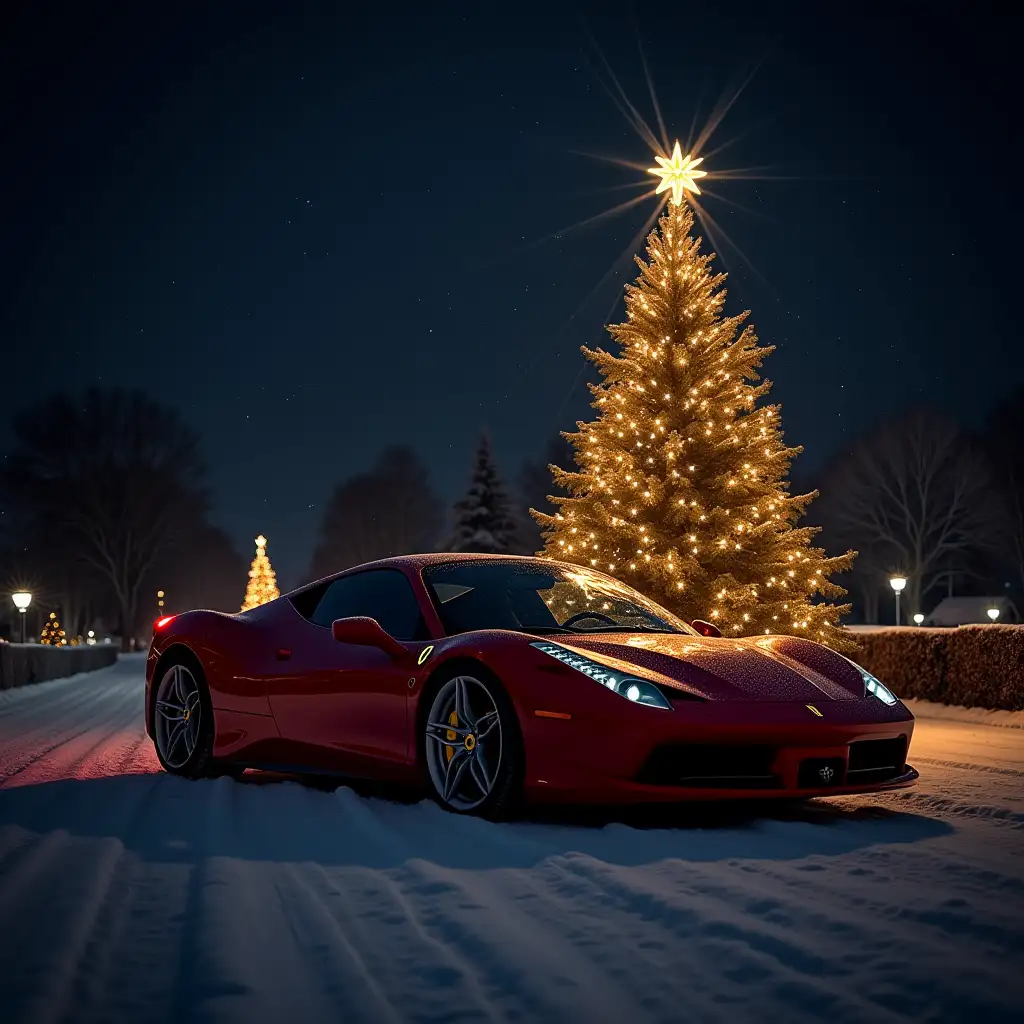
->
924 596 1020 626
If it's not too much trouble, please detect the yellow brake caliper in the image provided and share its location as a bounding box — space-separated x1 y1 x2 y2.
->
445 710 458 763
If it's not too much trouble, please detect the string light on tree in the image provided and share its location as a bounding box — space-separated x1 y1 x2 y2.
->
40 610 68 646
534 141 855 649
241 534 280 611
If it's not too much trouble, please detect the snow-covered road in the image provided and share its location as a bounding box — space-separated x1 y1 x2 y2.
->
1 655 1021 1023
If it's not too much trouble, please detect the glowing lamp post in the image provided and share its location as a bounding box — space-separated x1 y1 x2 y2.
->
987 607 1000 622
11 592 32 644
913 613 924 626
889 576 907 626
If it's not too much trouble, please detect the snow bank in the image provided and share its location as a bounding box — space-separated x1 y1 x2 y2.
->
904 698 1024 729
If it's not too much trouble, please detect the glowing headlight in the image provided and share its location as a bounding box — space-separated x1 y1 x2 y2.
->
859 667 898 705
530 642 673 710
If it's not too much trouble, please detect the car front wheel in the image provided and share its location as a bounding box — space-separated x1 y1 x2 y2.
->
424 670 521 819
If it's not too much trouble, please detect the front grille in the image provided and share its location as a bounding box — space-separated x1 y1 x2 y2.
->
637 744 780 788
847 736 908 783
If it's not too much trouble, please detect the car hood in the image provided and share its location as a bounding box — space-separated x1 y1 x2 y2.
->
550 632 864 702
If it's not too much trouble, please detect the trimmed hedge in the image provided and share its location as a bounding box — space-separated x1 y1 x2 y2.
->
0 643 119 690
853 625 1024 711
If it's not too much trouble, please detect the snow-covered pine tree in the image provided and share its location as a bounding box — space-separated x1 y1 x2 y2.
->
446 433 519 554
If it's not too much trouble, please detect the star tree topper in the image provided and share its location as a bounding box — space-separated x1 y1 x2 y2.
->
647 141 707 204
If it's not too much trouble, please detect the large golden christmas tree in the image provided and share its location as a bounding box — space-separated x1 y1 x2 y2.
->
241 534 280 611
534 148 855 649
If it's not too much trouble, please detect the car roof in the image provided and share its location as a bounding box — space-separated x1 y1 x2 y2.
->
287 552 571 598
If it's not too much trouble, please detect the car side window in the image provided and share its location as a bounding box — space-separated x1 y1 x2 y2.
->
309 569 428 641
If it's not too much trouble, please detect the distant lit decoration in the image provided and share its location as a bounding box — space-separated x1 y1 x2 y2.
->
647 140 707 205
533 190 856 651
40 611 68 646
241 534 280 611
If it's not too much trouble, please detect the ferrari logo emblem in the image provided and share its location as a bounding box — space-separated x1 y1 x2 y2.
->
806 704 823 717
417 645 435 666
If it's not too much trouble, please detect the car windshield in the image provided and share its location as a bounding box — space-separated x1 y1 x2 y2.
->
422 560 697 637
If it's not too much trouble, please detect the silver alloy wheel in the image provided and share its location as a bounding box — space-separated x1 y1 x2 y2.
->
154 664 203 770
425 675 503 811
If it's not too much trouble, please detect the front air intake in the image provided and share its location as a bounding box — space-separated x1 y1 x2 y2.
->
637 743 781 788
847 736 908 783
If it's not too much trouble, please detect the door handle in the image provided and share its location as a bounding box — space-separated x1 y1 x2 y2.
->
276 648 292 661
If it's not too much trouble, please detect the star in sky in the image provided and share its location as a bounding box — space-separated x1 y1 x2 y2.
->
647 141 707 204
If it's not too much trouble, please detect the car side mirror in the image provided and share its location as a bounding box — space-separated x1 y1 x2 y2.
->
691 619 722 638
331 616 407 658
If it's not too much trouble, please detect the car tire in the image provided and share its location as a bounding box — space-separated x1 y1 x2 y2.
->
151 651 217 780
422 666 523 821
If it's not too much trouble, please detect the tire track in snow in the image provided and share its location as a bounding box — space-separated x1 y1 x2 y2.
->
0 665 145 787
0 697 138 787
362 806 653 1023
278 864 404 1024
701 843 1024 1017
540 851 900 1024
0 685 111 772
0 774 161 1023
317 790 505 1023
43 774 169 1024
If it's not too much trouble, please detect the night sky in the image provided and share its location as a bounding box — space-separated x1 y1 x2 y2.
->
3 2 1021 588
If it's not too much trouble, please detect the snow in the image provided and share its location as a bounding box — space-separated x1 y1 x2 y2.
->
905 698 1024 730
1 655 1022 1023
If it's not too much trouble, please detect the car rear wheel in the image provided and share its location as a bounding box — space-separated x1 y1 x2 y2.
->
424 671 521 819
153 657 216 779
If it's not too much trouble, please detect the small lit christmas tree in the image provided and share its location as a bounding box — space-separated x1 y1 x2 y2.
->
534 144 855 648
446 433 520 554
40 611 68 646
241 534 280 611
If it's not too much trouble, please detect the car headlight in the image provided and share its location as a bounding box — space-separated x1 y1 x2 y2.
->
858 665 898 705
530 641 673 710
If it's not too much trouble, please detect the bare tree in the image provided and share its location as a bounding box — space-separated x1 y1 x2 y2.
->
1 389 208 648
309 446 443 580
148 525 246 616
818 408 998 618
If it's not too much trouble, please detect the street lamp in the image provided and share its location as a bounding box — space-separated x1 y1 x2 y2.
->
11 592 32 644
987 607 1000 622
913 613 924 626
889 576 907 626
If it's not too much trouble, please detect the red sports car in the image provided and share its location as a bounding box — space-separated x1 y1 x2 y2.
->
145 553 917 817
